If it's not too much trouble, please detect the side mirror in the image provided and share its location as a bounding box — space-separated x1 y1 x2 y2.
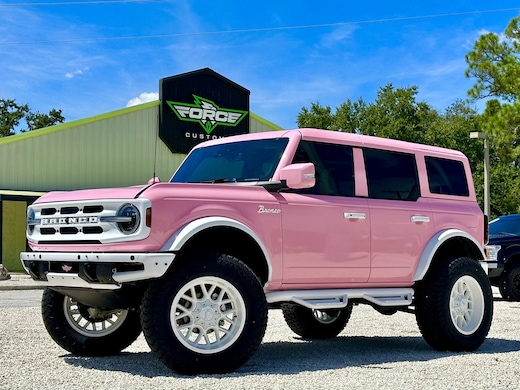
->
279 163 315 189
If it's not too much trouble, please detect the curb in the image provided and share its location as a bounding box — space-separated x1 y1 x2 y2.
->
0 273 45 291
0 284 45 291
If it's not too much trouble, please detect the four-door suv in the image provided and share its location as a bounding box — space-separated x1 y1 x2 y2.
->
21 128 492 375
486 214 520 300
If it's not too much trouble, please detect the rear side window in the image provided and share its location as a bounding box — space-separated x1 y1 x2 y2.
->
425 156 469 196
364 149 419 201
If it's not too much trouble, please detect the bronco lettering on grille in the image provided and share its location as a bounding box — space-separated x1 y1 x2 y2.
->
41 216 99 225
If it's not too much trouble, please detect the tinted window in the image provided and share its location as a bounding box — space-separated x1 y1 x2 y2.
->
425 157 469 196
489 215 520 236
291 141 354 196
171 138 289 183
364 149 419 201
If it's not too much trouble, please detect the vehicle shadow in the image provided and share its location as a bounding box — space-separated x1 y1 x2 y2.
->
244 335 520 374
62 334 520 378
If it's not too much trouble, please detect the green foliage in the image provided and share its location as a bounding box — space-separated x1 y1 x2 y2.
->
0 98 64 136
24 108 65 132
481 100 520 166
331 98 367 133
465 16 520 101
0 99 29 137
357 84 438 144
297 102 334 130
297 84 474 151
464 15 520 217
489 163 520 215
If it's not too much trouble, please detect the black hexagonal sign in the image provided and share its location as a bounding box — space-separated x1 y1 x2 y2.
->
159 68 250 154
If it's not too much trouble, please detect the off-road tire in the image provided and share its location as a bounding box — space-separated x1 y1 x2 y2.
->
281 302 353 339
415 257 493 351
141 253 268 375
498 265 520 301
41 288 142 356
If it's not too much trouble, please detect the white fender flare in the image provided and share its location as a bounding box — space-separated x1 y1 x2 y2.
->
161 216 273 282
413 229 486 282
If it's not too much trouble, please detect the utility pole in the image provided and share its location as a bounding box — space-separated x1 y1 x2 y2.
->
470 131 490 218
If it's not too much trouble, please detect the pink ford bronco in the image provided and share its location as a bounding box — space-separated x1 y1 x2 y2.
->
21 128 492 374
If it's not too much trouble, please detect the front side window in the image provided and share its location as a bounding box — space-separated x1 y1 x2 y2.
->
425 156 469 196
291 141 355 196
171 138 289 183
364 148 419 201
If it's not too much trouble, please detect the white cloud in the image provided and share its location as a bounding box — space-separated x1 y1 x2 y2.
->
65 67 89 79
126 92 159 107
320 25 358 47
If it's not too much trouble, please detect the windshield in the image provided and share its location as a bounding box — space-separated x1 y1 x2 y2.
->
171 138 289 183
489 216 520 236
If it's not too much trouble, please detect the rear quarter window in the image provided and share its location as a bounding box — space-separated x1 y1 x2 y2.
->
425 156 469 197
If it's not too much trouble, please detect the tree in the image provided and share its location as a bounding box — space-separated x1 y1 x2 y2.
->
297 84 440 144
357 84 438 144
465 16 520 101
25 108 65 131
297 102 334 130
465 15 520 216
0 99 29 137
0 98 65 136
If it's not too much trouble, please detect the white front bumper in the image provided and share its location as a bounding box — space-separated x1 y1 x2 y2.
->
20 252 176 290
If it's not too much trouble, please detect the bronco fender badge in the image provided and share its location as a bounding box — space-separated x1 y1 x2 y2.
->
257 205 281 214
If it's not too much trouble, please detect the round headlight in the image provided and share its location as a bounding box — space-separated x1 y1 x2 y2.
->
116 204 140 234
27 209 36 235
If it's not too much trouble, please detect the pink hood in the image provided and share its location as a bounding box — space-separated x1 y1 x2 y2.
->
34 184 150 204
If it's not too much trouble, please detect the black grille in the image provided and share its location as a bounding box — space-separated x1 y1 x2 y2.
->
60 227 78 235
60 207 79 214
83 205 104 213
41 208 57 215
83 226 103 234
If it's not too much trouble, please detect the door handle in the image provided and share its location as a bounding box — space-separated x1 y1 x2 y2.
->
344 212 366 220
411 215 430 223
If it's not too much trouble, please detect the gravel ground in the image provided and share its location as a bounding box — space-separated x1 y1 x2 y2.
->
1 290 519 390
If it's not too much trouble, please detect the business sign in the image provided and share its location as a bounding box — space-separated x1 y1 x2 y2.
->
159 68 250 154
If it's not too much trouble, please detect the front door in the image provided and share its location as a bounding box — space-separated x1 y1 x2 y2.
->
278 141 371 287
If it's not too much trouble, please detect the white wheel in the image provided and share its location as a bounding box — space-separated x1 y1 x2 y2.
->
63 297 128 338
313 309 341 324
171 276 246 354
42 288 142 356
449 275 485 335
415 257 493 351
141 254 268 374
281 303 352 339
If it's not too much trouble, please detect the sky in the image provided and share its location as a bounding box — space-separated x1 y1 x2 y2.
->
1 1 520 130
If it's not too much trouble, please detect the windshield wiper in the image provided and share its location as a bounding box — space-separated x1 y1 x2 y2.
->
199 178 237 184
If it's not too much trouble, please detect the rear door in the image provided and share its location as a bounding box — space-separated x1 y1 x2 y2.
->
363 148 434 284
